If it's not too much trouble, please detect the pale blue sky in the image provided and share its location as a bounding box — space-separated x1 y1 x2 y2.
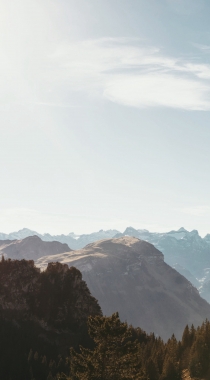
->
1 0 210 235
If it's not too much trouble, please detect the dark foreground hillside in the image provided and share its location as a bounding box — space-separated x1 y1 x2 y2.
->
1 258 210 380
0 258 101 379
2 308 210 380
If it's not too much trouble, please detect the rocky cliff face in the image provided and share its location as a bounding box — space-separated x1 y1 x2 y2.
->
116 227 210 278
0 259 101 354
115 227 209 270
114 227 210 298
37 237 210 341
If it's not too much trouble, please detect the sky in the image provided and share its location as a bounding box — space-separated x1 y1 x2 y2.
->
1 0 210 236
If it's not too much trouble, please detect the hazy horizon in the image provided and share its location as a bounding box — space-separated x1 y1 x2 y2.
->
0 225 209 238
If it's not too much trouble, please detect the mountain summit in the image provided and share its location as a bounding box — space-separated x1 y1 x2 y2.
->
37 236 210 340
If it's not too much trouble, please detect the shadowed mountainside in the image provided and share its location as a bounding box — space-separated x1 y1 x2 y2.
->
37 236 210 341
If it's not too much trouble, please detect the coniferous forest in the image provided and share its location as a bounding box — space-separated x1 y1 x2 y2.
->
1 311 210 379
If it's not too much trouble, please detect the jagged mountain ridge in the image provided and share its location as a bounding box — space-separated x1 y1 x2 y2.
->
115 227 210 292
0 228 119 250
117 227 210 274
36 236 210 341
2 226 210 294
2 227 210 274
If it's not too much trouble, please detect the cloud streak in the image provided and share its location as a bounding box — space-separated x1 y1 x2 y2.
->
48 38 210 110
2 34 210 111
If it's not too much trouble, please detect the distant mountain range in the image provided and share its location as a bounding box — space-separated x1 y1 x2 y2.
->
2 226 210 301
115 227 210 299
36 236 210 340
0 227 119 250
1 226 210 289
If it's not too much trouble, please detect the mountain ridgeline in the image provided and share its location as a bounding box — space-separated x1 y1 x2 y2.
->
0 227 119 250
37 236 210 341
2 226 210 290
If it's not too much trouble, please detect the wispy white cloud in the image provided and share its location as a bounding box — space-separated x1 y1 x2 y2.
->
48 38 210 110
2 33 210 110
103 74 210 110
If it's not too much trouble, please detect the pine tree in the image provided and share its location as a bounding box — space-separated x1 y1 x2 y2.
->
68 312 144 380
189 328 210 377
145 358 159 380
161 356 181 380
189 324 195 345
161 335 181 380
182 325 190 350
